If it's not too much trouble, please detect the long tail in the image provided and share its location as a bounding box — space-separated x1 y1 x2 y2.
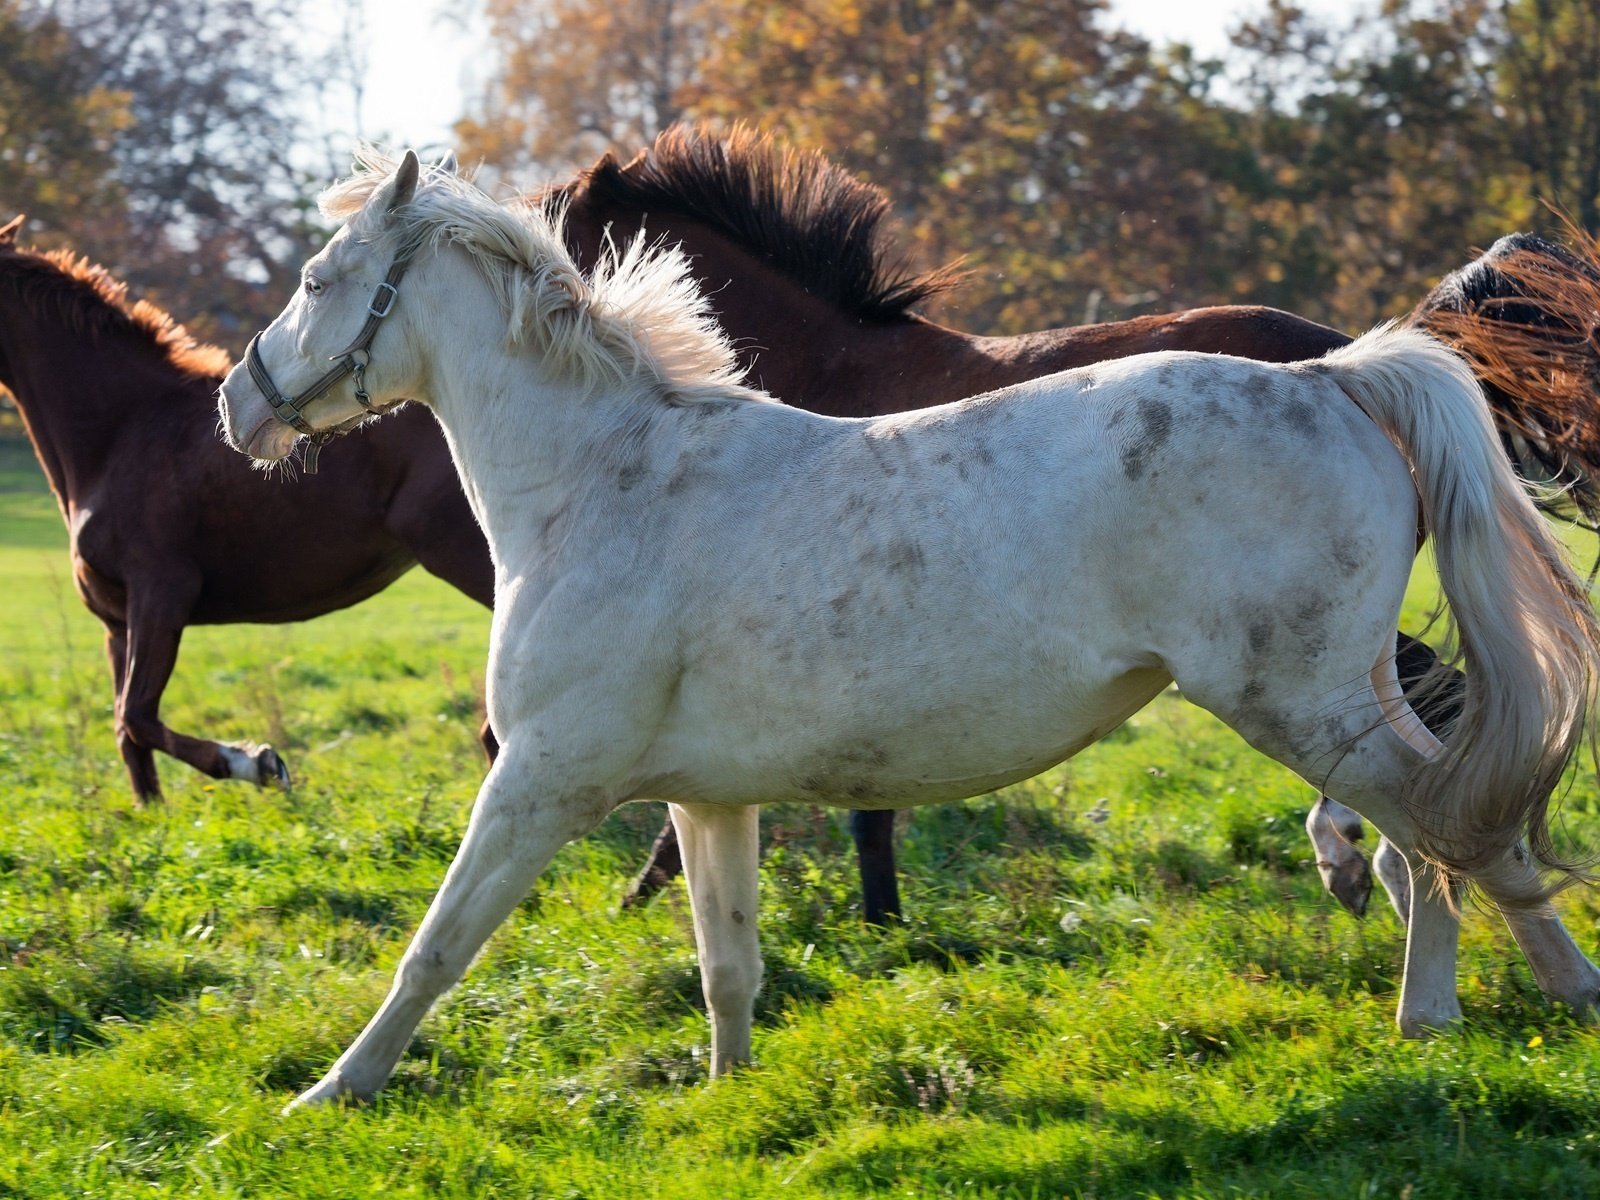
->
1409 229 1600 541
1320 324 1600 903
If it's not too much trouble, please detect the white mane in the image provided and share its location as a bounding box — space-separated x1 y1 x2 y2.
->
320 149 755 404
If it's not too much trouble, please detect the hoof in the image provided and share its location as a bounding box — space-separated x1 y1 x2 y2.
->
221 742 291 788
621 866 672 909
283 1074 357 1114
255 745 291 789
1316 854 1374 919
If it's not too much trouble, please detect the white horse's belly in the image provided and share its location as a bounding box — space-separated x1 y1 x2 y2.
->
630 663 1171 808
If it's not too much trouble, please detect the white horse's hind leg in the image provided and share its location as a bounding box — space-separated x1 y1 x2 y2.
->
1372 836 1412 923
671 803 762 1076
1187 651 1465 1036
1478 849 1600 1014
1306 796 1374 917
1381 844 1463 1035
1324 665 1600 1022
287 746 611 1110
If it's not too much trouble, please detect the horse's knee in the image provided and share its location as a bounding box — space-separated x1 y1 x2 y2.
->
396 945 468 997
701 955 763 1018
115 725 161 799
116 707 156 751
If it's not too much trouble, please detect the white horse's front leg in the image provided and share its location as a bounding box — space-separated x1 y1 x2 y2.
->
670 803 762 1077
287 745 612 1111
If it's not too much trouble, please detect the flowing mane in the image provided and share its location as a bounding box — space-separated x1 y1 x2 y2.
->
0 246 232 380
559 124 961 323
321 150 755 403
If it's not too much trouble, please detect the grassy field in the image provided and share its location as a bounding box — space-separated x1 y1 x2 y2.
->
2 428 1600 1198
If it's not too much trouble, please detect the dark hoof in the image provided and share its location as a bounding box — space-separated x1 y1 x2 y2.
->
256 746 291 789
621 865 673 909
1326 856 1374 919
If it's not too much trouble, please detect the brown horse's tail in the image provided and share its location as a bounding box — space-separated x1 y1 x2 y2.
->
1322 325 1600 906
1410 226 1600 547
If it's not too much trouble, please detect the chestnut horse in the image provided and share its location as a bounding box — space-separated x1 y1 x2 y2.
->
0 216 491 800
549 127 1600 921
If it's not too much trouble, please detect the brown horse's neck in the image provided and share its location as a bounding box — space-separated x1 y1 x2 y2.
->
561 197 1351 414
0 262 213 506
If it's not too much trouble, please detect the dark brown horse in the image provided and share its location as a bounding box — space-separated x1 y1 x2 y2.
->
541 127 1600 920
0 216 492 800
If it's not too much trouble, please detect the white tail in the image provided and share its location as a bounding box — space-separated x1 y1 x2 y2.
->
1319 324 1600 902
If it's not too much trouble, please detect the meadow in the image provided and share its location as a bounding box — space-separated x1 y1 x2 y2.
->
2 427 1599 1198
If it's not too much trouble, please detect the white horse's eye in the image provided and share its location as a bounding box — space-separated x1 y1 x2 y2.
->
304 275 325 296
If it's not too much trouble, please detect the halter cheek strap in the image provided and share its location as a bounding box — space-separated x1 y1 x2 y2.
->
242 249 414 472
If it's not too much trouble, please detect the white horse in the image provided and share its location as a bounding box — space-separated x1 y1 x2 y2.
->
219 151 1600 1110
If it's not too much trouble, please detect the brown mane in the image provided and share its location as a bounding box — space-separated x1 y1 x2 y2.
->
0 246 232 380
562 124 961 323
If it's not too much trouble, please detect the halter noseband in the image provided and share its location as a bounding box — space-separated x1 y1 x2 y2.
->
243 247 415 472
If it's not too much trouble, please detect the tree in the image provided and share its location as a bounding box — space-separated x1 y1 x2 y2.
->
2 0 363 343
458 0 725 175
0 1 130 242
1492 0 1600 231
456 0 1600 337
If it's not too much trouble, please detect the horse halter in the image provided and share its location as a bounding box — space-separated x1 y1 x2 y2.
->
243 247 415 472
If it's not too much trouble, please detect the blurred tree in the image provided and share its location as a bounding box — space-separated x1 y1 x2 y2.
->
453 0 1600 335
0 1 130 243
682 0 1307 332
1491 0 1600 231
458 0 725 174
2 0 356 345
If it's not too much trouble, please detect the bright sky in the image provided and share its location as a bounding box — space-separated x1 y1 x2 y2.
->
334 0 1362 155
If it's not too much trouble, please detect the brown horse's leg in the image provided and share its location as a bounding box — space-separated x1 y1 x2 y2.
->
389 488 499 764
622 812 684 908
623 809 903 922
105 622 161 801
117 615 289 791
851 809 901 925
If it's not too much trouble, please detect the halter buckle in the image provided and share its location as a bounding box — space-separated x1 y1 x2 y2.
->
368 282 399 318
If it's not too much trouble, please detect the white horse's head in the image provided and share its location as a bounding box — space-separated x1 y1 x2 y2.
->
221 146 754 467
218 149 438 463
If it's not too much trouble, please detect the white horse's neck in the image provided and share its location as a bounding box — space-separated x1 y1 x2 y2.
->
409 248 686 575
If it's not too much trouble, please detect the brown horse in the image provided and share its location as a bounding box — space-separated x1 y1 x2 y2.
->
0 216 492 800
544 126 1600 920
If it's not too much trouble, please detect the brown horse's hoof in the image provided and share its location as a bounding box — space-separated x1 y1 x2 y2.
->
255 746 291 789
621 863 675 909
222 742 291 788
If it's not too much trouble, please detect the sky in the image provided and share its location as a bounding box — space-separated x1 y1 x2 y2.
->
338 0 1363 154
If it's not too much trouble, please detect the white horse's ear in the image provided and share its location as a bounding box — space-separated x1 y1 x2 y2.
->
0 214 23 245
386 150 421 214
435 150 460 176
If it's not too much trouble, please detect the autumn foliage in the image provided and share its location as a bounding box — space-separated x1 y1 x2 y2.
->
460 0 1600 337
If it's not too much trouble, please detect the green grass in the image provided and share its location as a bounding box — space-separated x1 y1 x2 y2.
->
3 432 1600 1198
